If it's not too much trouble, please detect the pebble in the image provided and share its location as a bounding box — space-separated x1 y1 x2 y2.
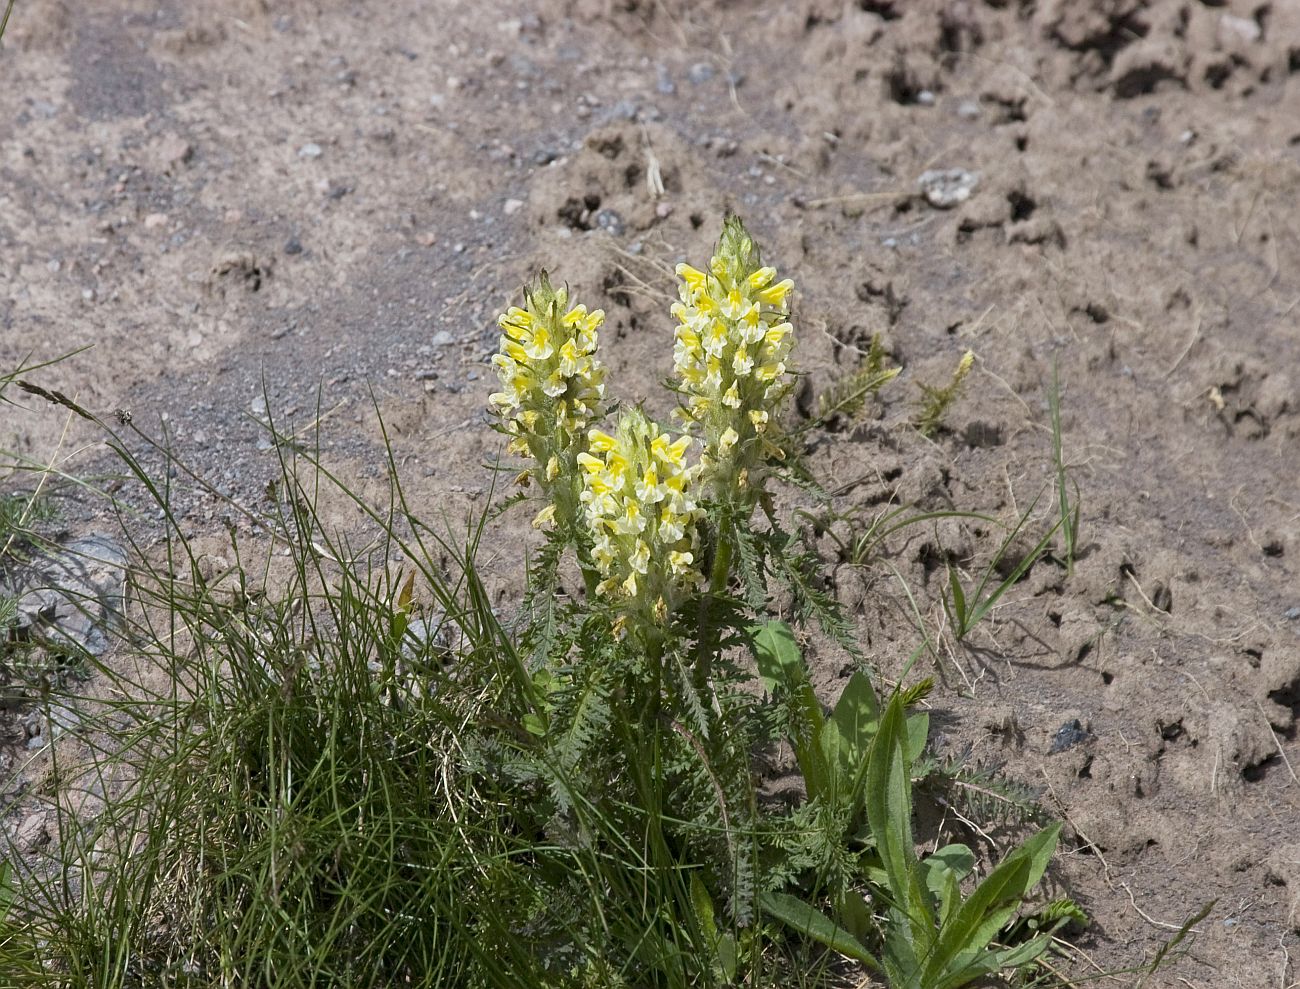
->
655 65 675 95
595 209 624 235
284 236 303 255
956 100 980 119
297 142 323 159
1284 606 1300 621
15 811 50 852
1049 718 1093 754
430 330 453 347
918 168 979 208
916 89 935 106
688 62 715 85
503 198 524 215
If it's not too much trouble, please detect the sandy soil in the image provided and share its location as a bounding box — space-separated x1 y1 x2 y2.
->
2 0 1300 985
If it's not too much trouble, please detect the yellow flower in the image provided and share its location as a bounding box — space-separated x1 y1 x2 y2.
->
489 273 608 530
670 216 795 490
578 409 703 617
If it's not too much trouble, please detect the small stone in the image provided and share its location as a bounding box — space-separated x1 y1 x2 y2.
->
1049 718 1093 755
144 212 169 229
956 100 980 119
158 134 194 168
15 812 49 852
416 232 437 247
1219 13 1261 45
26 735 45 751
687 62 715 85
594 209 624 235
297 142 323 159
916 89 935 106
1284 606 1300 621
284 236 303 255
655 65 675 95
918 168 979 209
655 201 674 219
503 198 524 215
430 330 453 347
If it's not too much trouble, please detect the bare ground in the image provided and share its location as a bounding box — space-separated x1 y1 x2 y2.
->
3 1 1300 985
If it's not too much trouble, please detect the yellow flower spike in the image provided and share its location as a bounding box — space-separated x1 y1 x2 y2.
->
676 263 707 291
577 408 704 624
532 504 557 529
489 271 609 530
670 216 796 490
587 429 618 453
755 278 794 306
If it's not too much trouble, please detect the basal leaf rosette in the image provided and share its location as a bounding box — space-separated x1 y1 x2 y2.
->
671 217 795 496
489 273 607 532
576 409 704 629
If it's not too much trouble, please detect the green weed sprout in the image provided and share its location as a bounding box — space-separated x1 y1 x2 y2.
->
916 349 974 438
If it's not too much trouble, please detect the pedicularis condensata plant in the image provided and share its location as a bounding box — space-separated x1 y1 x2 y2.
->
490 216 796 643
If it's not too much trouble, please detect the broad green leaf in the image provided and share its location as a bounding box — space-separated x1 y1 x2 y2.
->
923 822 1062 985
936 934 1054 989
691 873 740 981
826 671 880 808
834 888 875 942
905 712 929 764
922 844 975 921
866 692 935 954
750 620 806 695
690 873 718 942
750 621 831 799
760 891 882 971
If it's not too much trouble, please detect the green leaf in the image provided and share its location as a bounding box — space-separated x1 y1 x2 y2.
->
922 844 975 922
947 566 968 631
922 822 1062 986
751 620 806 695
834 888 875 942
759 891 882 972
825 672 880 807
690 873 717 943
866 692 935 957
905 712 929 765
750 621 831 800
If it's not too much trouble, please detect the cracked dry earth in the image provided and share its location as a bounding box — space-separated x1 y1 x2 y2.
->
2 1 1300 986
